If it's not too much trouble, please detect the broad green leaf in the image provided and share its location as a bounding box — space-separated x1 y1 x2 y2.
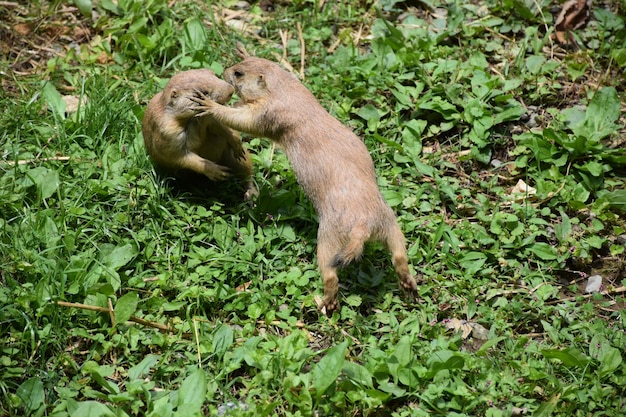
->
41 82 65 118
596 189 626 212
41 215 59 246
16 378 45 411
493 104 525 125
177 369 207 412
527 242 558 261
590 336 623 375
387 336 412 382
127 17 148 34
554 210 571 242
577 160 605 177
534 395 559 417
459 251 488 276
425 350 465 379
212 324 234 356
377 380 406 397
25 167 60 200
147 395 173 417
525 55 545 74
114 292 138 325
583 87 620 141
342 361 373 387
73 0 92 17
598 347 622 376
393 336 412 367
476 337 506 356
247 302 263 319
102 243 137 269
397 367 420 388
129 354 160 380
71 401 116 417
541 348 590 368
401 119 426 146
357 104 380 122
311 340 349 398
183 17 207 51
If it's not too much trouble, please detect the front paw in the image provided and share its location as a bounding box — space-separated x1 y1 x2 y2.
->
203 162 231 181
191 89 217 116
229 142 246 160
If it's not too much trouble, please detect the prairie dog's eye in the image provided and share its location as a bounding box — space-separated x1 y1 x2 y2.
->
233 70 243 78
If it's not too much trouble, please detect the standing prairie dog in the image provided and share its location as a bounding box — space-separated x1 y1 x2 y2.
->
142 69 256 200
192 52 418 314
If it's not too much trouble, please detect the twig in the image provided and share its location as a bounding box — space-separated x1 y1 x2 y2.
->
54 300 172 333
261 320 306 328
278 29 289 62
1 156 75 166
353 24 364 46
548 286 626 305
193 318 202 368
107 298 115 327
531 0 555 60
297 22 305 80
341 328 361 345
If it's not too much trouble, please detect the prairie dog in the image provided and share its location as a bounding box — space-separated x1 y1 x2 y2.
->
192 55 418 313
142 69 256 200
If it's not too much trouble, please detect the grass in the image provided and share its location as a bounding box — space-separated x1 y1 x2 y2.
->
1 0 626 416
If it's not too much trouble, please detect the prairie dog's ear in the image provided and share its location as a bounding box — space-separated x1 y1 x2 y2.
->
257 74 266 88
235 43 250 59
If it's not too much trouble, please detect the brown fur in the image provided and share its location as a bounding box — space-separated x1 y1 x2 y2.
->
192 57 418 314
142 69 256 199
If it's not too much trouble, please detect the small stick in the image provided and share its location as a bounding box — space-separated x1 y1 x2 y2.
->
548 286 626 305
297 22 305 80
193 318 202 368
54 300 172 333
2 156 73 166
107 298 115 327
278 29 289 62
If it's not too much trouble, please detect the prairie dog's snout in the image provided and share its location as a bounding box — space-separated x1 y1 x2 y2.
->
196 84 234 104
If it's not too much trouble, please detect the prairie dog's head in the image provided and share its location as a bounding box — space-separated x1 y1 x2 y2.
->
223 57 299 103
163 69 234 116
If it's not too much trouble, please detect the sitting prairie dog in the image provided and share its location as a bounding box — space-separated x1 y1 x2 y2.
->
192 49 418 314
142 69 256 200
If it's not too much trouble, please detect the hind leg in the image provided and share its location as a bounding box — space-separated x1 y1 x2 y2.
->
316 230 342 315
181 153 231 181
386 221 418 292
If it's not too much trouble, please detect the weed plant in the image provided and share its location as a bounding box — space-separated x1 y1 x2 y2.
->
1 0 625 416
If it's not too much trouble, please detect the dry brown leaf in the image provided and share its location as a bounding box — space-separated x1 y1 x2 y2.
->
62 95 87 114
13 23 31 36
236 280 252 292
510 179 537 198
555 0 592 44
445 318 474 339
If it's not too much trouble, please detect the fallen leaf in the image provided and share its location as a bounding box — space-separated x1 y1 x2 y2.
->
236 281 252 292
555 0 591 45
511 179 537 198
62 95 88 114
445 318 474 339
13 23 31 36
